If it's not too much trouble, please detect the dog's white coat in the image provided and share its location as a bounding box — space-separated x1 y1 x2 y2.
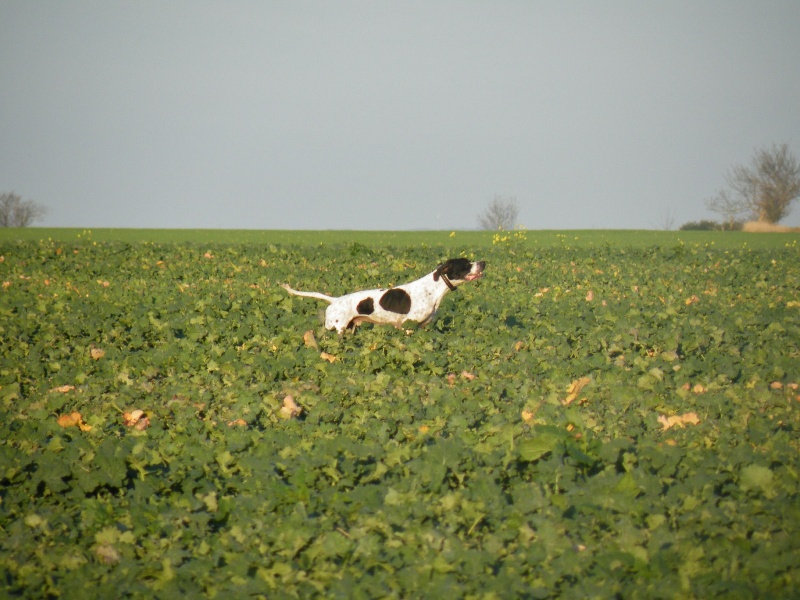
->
281 259 485 333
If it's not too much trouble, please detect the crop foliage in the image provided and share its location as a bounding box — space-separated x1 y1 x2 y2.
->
1 231 798 598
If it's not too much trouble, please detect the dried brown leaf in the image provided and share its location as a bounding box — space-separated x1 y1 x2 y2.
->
123 409 149 430
280 395 302 419
303 330 319 349
50 384 75 393
563 376 591 405
57 411 92 431
658 412 700 431
94 544 120 565
123 409 144 426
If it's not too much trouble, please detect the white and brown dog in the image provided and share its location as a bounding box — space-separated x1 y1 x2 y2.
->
281 258 486 333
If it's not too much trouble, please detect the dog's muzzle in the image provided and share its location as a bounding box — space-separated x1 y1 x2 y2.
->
465 261 486 281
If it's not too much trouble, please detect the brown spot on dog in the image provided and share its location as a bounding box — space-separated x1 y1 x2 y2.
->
379 288 411 314
357 297 375 315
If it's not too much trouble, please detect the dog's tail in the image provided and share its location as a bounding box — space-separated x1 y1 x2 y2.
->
279 283 335 304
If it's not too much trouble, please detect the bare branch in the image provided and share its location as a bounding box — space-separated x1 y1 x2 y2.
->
705 189 748 230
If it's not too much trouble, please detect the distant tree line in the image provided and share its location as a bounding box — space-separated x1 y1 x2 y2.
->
679 219 743 231
0 192 47 227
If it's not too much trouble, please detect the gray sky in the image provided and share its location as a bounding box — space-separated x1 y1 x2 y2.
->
2 1 799 230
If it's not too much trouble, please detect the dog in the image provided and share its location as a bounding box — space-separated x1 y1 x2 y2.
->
280 258 486 333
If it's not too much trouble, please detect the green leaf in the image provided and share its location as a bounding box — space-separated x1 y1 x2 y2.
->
93 438 128 488
739 464 776 498
518 426 564 462
37 453 72 492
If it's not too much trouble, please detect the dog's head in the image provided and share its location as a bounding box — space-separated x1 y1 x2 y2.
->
433 258 486 286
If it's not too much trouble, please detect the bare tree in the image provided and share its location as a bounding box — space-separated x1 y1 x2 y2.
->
478 195 519 230
705 189 748 230
706 143 800 224
0 192 48 227
655 207 676 230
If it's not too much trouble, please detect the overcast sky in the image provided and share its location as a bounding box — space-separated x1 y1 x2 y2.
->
2 1 799 230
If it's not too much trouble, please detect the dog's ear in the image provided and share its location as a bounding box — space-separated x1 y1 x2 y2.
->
433 262 444 281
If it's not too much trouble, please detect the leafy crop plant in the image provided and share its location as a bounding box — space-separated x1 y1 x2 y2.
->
0 234 798 597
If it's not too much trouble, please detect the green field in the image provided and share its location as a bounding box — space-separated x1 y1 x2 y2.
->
1 230 798 597
1 226 799 249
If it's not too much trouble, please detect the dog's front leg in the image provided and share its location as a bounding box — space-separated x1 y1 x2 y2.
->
417 309 439 328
